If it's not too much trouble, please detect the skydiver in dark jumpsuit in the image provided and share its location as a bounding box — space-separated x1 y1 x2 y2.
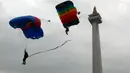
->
65 11 80 35
65 27 69 35
22 49 29 65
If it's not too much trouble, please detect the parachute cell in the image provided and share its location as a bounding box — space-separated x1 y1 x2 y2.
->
9 15 43 39
55 1 79 35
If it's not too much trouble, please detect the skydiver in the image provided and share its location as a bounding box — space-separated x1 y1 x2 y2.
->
22 49 29 65
65 27 69 35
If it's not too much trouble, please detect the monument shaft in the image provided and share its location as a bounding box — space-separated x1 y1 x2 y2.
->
92 22 102 73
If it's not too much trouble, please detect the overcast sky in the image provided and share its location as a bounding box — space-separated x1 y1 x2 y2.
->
0 0 130 73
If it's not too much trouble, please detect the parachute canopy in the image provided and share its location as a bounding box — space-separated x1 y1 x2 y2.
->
9 15 44 39
55 1 79 35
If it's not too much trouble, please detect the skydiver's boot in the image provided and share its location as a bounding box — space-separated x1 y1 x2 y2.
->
22 60 26 65
65 27 69 35
22 49 29 65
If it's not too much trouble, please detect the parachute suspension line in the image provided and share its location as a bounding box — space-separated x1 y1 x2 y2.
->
78 14 88 19
24 38 29 51
24 42 27 49
28 40 71 58
40 18 51 22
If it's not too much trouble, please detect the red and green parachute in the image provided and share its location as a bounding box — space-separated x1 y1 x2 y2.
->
56 0 80 35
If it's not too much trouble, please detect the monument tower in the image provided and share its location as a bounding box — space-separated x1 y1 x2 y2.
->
88 7 102 73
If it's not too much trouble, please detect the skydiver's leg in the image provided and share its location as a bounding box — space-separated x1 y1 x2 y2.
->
22 60 26 65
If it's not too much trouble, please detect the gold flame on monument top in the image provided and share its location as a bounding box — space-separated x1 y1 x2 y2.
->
92 6 98 15
89 6 99 16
